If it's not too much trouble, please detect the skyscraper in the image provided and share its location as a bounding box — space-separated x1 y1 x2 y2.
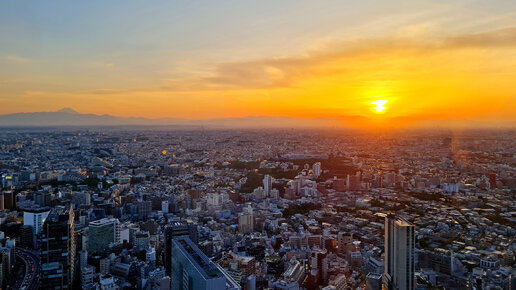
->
164 220 199 277
40 207 76 290
312 162 322 177
171 236 225 290
263 174 272 196
22 205 50 248
384 214 415 290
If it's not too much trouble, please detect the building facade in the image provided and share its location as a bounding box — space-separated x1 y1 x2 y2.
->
88 218 120 254
384 214 415 290
171 237 225 290
40 207 76 289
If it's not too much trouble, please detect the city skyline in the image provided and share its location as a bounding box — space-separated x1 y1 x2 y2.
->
1 1 516 129
1 2 515 288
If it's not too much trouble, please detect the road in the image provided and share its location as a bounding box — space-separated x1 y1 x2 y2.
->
13 248 40 290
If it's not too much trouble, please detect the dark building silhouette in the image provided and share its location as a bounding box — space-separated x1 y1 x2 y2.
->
164 220 198 277
40 207 76 289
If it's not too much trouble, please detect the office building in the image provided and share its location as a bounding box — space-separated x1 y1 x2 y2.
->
171 236 225 290
40 207 76 290
23 206 50 248
0 237 16 288
510 271 516 290
134 231 150 248
164 220 199 277
88 218 120 254
366 273 382 290
384 214 415 290
2 191 15 210
239 204 254 234
34 190 51 207
313 162 322 177
263 174 272 196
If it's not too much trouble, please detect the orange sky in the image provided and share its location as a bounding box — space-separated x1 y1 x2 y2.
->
1 1 515 128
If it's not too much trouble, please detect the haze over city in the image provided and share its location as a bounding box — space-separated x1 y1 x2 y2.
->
0 2 515 290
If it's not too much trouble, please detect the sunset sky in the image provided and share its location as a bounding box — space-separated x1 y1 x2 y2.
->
1 0 515 127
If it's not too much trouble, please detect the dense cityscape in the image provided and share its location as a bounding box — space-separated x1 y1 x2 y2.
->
0 128 514 289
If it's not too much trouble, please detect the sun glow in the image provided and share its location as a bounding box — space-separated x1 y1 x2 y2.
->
372 100 388 113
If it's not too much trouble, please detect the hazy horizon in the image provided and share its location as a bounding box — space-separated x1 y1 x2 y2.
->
0 106 514 130
1 1 516 129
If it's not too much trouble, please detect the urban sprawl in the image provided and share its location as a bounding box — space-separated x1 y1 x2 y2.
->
0 128 515 290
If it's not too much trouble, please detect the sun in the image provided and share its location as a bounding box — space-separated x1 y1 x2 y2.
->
371 100 388 113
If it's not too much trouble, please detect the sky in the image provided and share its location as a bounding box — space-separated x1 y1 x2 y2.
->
1 0 515 127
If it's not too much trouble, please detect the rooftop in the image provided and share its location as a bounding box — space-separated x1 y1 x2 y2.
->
366 273 382 279
174 237 222 279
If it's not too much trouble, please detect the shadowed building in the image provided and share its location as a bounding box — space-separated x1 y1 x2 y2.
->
88 218 120 254
171 236 225 290
40 207 76 290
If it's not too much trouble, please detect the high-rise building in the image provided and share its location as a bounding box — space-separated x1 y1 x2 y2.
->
239 204 254 234
88 218 120 254
509 271 516 290
312 162 322 177
21 225 33 248
171 237 225 290
40 207 76 290
489 173 497 189
2 191 15 210
384 214 415 290
22 206 50 248
263 174 272 196
164 220 199 277
346 174 361 191
0 237 16 288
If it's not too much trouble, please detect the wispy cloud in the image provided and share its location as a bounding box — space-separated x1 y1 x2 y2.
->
3 55 31 64
444 26 516 48
3 26 516 123
160 26 516 93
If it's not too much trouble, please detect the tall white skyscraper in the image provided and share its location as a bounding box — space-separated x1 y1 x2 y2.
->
263 174 272 196
384 214 415 290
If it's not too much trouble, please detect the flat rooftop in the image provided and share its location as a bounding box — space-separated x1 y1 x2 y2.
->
173 237 221 279
366 273 382 279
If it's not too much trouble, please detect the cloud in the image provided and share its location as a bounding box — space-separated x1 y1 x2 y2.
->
5 26 515 124
89 61 116 69
3 55 31 64
444 26 516 48
159 26 516 93
90 89 124 95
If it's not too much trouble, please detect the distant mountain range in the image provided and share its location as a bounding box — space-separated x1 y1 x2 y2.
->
0 108 512 129
0 108 339 128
